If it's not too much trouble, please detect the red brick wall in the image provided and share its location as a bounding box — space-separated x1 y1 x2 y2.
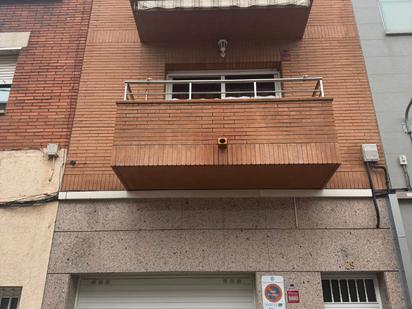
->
113 98 337 146
62 0 386 190
0 0 92 150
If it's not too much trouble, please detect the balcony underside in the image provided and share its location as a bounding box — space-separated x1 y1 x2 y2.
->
113 143 340 190
134 5 312 42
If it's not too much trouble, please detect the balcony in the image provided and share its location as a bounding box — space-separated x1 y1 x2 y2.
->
112 77 340 190
131 0 313 42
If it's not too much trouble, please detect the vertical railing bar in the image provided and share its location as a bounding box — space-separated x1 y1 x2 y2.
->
338 280 343 303
319 79 325 97
123 82 128 101
221 76 226 99
144 84 148 101
189 82 192 100
312 80 320 97
329 280 334 303
355 279 361 303
253 82 257 98
363 280 369 302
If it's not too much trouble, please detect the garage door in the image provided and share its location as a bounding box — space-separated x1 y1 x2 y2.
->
76 276 255 309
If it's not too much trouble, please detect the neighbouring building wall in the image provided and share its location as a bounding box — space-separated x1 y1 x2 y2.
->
0 150 64 309
352 0 412 304
0 0 92 149
352 0 412 190
0 1 93 308
42 197 405 308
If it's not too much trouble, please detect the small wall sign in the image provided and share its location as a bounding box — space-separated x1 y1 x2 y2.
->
287 290 300 304
261 276 286 309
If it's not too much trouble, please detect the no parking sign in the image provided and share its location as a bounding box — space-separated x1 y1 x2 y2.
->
261 276 286 309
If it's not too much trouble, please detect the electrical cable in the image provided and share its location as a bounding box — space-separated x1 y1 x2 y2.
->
365 162 381 229
372 164 391 191
402 165 412 191
0 192 58 208
404 98 412 144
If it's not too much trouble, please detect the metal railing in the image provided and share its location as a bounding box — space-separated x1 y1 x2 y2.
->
123 76 324 101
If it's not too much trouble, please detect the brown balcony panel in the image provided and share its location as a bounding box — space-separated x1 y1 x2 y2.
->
133 5 312 42
112 98 340 190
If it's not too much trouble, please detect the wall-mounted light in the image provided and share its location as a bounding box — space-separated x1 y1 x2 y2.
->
218 39 228 58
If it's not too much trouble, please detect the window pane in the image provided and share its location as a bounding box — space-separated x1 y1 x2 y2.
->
357 279 367 302
331 280 341 302
171 77 220 99
321 280 332 302
380 1 412 34
365 279 377 302
192 81 220 99
339 280 350 302
348 280 358 302
0 298 10 309
225 75 255 98
226 74 277 98
0 85 11 103
10 298 18 309
171 83 189 100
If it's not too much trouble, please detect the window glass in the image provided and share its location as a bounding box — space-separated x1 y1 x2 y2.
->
321 280 332 302
10 298 18 309
0 85 11 111
339 280 350 302
226 74 278 98
356 279 367 302
365 279 377 302
171 76 220 100
380 0 412 34
348 280 358 302
169 72 280 100
331 280 341 302
0 85 11 102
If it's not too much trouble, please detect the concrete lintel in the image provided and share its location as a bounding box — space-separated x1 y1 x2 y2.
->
58 189 373 200
0 32 30 51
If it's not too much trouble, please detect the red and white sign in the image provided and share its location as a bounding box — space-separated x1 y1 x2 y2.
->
287 290 300 304
261 276 285 309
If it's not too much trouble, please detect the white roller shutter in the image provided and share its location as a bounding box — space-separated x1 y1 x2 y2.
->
77 276 255 309
0 55 18 84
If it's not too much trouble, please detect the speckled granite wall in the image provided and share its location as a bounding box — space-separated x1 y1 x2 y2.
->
41 198 405 308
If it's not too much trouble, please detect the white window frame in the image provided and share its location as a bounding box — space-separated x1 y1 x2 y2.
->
165 69 281 100
322 274 383 309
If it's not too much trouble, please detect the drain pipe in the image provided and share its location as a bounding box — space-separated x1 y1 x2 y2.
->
362 144 412 307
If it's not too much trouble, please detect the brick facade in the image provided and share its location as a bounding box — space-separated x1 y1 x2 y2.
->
0 0 92 150
61 0 385 191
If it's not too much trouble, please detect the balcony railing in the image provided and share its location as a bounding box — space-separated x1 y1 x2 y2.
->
123 76 324 101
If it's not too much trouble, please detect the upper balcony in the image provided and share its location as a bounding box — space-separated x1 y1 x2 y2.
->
131 0 313 42
111 76 341 190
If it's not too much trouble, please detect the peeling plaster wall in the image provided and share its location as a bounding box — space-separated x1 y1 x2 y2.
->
0 149 65 309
